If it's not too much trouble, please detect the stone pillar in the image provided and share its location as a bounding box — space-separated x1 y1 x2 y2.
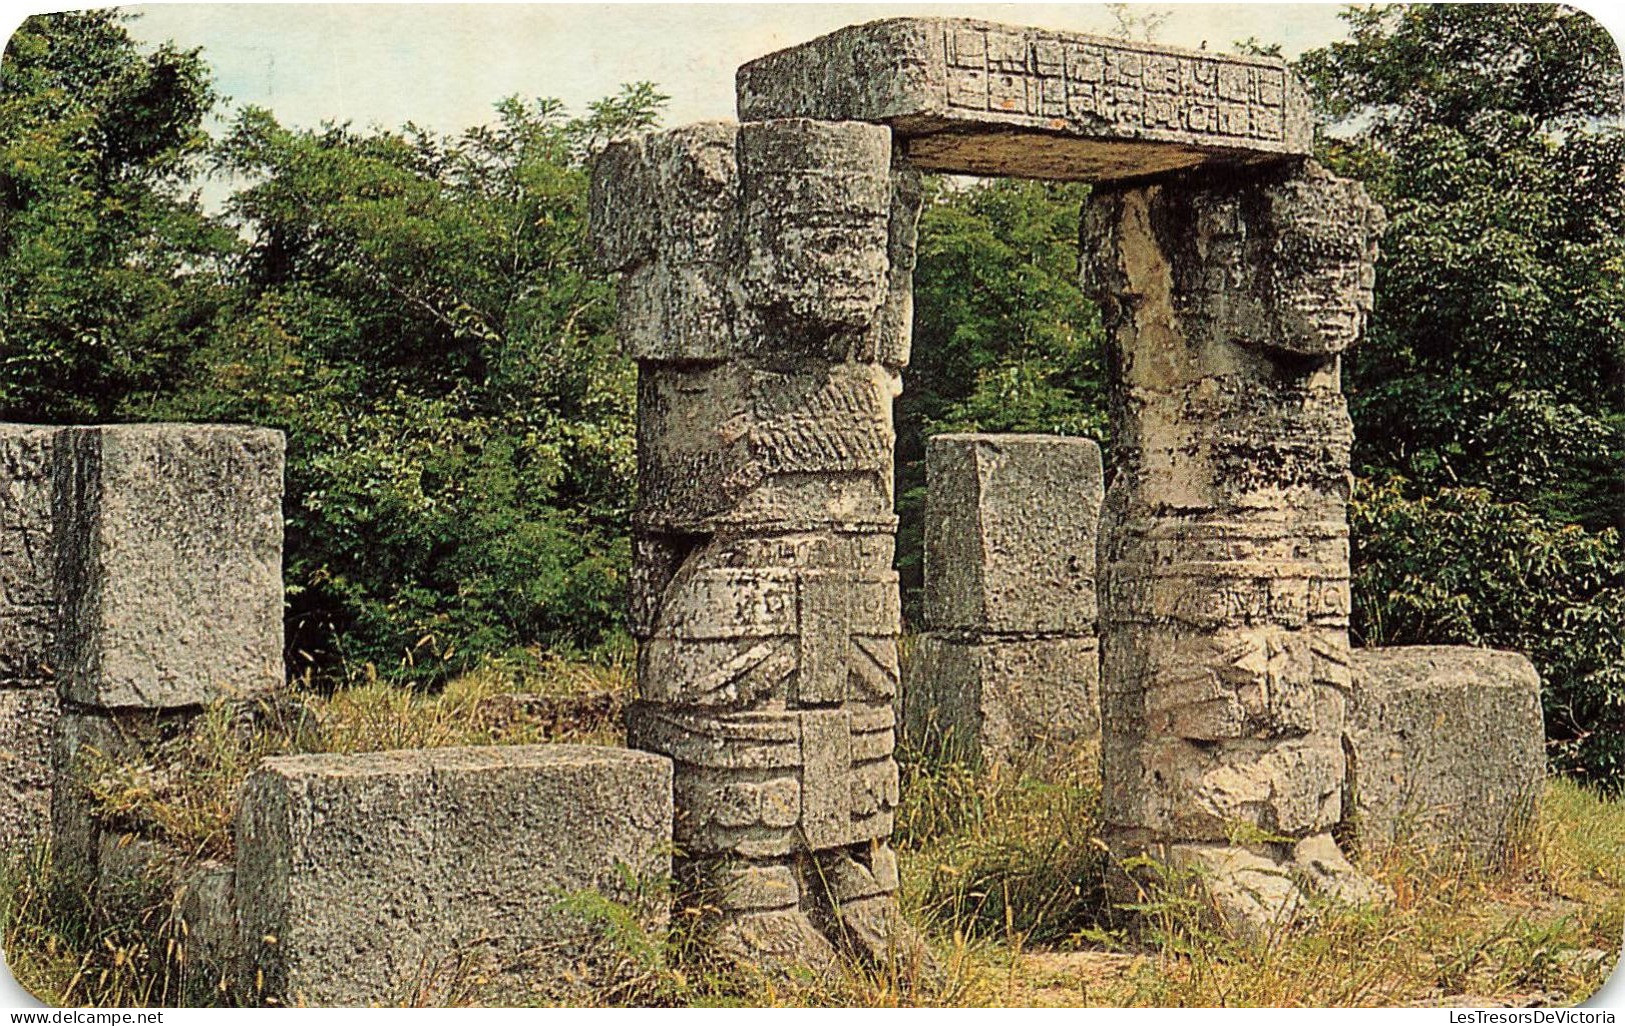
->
1081 161 1388 934
904 433 1103 768
589 120 924 968
49 424 285 892
0 426 63 847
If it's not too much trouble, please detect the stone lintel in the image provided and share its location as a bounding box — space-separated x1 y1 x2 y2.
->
736 18 1313 182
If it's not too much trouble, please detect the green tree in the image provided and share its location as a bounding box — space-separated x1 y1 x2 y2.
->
898 176 1104 621
0 11 233 421
1297 5 1625 786
1299 4 1625 529
162 88 665 684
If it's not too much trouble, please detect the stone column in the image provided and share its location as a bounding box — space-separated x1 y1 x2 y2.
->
1081 161 1388 934
590 120 924 968
0 426 63 847
904 433 1103 769
50 424 285 893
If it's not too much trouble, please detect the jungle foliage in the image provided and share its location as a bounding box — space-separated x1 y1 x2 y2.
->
1 9 1621 782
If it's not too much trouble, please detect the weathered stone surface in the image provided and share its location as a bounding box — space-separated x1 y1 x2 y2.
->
628 704 897 858
0 687 57 846
175 860 239 1002
902 634 1099 768
590 121 920 369
234 744 673 1007
1344 646 1546 861
1103 733 1344 840
0 427 62 851
1084 161 1386 929
0 426 61 689
634 362 901 533
593 117 926 971
736 18 1313 181
923 433 1102 635
53 425 285 709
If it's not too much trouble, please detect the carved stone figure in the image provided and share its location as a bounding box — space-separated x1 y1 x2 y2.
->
590 119 927 970
1081 161 1388 935
597 14 1399 960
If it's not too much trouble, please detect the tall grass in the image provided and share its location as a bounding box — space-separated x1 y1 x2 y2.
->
5 655 1621 1007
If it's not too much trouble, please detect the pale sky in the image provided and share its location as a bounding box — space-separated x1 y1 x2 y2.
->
111 3 1363 136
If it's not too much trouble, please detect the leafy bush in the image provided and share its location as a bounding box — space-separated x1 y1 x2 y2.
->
158 92 656 683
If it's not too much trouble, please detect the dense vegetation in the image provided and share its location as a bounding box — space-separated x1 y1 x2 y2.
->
2 9 1621 783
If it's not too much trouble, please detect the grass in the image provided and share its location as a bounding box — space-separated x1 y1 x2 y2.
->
75 652 632 862
4 652 1622 1007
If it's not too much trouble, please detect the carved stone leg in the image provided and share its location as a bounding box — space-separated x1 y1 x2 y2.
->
812 842 934 975
1083 162 1390 938
688 856 838 971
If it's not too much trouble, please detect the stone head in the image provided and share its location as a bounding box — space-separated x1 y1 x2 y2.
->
739 120 894 345
1254 164 1385 358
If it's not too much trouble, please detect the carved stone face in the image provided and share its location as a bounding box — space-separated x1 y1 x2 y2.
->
737 120 894 345
1258 171 1384 358
743 184 891 338
1169 164 1384 361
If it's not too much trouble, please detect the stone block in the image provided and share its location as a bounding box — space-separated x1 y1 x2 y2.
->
0 425 60 686
736 18 1313 181
923 433 1102 634
54 425 284 709
0 687 57 847
1344 646 1546 861
902 633 1100 767
234 744 673 1007
175 860 239 1002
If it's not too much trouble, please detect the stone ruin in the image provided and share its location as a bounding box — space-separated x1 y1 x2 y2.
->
589 14 1547 957
0 15 1553 1006
1 422 678 1005
904 434 1103 768
591 117 922 966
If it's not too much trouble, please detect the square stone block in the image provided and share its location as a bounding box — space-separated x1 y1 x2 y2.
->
736 18 1313 181
924 433 1102 634
903 633 1100 768
0 686 57 847
235 744 673 1007
1344 646 1546 862
54 425 284 709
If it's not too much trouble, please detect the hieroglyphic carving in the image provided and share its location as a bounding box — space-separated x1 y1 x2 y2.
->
736 18 1313 182
940 23 1290 143
590 119 926 969
1083 161 1388 936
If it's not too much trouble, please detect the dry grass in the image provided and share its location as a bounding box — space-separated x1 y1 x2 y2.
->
78 652 632 862
5 654 1622 1007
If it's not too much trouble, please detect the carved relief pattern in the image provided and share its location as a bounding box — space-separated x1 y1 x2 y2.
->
1083 162 1388 929
592 119 925 965
942 25 1288 142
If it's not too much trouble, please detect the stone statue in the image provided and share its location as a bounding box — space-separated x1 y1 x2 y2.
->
591 119 928 969
1082 160 1389 934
